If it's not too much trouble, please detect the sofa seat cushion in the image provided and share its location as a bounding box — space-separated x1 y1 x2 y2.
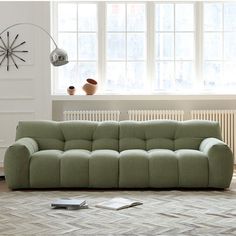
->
149 149 178 188
30 150 63 188
60 149 90 187
119 149 149 188
89 150 119 188
176 149 209 187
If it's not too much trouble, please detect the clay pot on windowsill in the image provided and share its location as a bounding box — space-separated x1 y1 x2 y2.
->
67 86 76 95
82 78 98 95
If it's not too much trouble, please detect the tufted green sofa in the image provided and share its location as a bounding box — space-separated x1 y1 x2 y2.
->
4 120 234 190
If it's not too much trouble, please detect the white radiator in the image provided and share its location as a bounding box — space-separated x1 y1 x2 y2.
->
191 110 236 158
63 110 120 121
128 110 184 121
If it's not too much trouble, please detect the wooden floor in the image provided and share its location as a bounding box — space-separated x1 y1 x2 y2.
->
1 166 236 192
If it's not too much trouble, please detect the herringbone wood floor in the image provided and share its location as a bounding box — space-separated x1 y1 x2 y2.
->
0 167 236 235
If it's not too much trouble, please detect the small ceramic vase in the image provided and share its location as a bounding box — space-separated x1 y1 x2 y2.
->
67 86 76 95
82 78 98 95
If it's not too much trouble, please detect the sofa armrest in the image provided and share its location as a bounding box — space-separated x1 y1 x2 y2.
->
4 138 39 189
200 137 234 188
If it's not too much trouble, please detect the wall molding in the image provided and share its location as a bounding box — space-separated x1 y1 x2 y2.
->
0 77 33 81
0 97 35 100
0 111 35 114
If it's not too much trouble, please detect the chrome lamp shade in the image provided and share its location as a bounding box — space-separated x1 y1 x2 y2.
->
50 48 68 66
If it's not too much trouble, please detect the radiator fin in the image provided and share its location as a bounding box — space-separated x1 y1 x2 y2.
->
128 110 184 121
64 110 120 121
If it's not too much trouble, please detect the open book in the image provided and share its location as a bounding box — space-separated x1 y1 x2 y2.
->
95 197 143 210
51 198 88 210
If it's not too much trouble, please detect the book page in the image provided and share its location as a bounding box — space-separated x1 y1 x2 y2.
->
96 197 142 210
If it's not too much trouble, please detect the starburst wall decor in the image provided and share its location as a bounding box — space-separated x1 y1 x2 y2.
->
0 31 28 71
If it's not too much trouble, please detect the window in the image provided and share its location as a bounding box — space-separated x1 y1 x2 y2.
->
52 1 236 95
203 3 236 89
106 3 146 92
155 3 194 91
55 3 98 93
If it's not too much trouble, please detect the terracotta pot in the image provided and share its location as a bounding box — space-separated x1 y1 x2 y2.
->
82 78 98 95
67 86 76 95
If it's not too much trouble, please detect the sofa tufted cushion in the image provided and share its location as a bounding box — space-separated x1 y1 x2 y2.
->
175 120 222 150
149 149 178 188
60 121 97 151
60 149 90 187
119 120 177 151
30 150 63 188
119 121 146 151
16 121 64 150
89 150 119 188
119 149 149 188
92 122 119 151
176 149 209 187
145 120 177 150
60 121 119 151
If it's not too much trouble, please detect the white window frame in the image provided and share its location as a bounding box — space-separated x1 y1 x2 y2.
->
51 1 236 95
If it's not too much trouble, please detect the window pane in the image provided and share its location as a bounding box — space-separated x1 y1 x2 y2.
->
58 3 77 31
78 62 97 82
224 62 236 87
127 62 146 90
78 4 97 31
203 62 222 89
175 4 194 31
156 62 174 90
175 62 194 89
107 4 125 31
156 33 174 60
127 4 146 31
224 33 236 60
204 3 222 31
127 33 145 60
107 33 125 60
106 62 126 91
175 33 194 60
156 4 174 31
224 3 236 31
78 33 97 60
58 62 78 90
58 33 77 61
204 33 222 60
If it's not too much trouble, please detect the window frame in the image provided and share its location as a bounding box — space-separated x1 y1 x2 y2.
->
51 1 236 95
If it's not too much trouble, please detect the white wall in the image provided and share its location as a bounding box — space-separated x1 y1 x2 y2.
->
0 1 51 166
52 97 236 121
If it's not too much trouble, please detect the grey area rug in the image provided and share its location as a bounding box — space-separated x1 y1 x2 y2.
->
0 190 236 235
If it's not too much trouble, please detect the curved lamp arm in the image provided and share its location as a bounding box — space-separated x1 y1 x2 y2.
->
0 22 68 66
0 22 58 48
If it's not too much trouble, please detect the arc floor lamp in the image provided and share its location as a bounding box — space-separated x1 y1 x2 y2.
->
0 22 68 70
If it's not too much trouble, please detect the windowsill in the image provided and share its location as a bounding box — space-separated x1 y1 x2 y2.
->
52 93 236 101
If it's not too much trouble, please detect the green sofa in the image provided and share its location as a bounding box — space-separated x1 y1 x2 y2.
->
4 120 234 190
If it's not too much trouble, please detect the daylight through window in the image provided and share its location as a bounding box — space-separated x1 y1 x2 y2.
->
52 2 236 95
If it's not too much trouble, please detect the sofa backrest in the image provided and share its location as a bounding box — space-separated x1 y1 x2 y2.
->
60 121 119 151
16 120 222 151
174 120 222 150
119 120 177 151
119 120 222 151
16 121 64 150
